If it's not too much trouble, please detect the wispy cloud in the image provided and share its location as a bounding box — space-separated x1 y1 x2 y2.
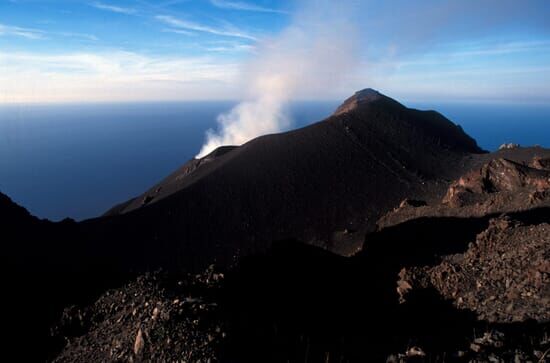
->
391 40 550 69
210 0 286 14
162 28 196 36
0 23 98 42
0 50 240 103
57 32 99 41
0 51 230 79
0 23 45 39
90 2 137 15
203 42 255 53
205 45 254 52
155 15 257 40
448 40 550 57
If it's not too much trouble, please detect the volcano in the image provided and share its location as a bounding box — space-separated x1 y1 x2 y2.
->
95 88 484 269
2 89 549 362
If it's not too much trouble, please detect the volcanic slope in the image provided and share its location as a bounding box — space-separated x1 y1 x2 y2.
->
95 88 484 271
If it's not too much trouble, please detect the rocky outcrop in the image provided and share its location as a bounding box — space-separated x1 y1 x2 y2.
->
532 156 550 170
499 143 520 150
53 268 224 362
398 215 550 323
377 154 550 230
443 158 550 208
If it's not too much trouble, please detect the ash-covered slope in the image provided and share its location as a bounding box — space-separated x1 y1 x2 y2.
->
94 89 483 272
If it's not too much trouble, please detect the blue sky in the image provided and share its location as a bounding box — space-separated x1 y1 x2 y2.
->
1 0 549 103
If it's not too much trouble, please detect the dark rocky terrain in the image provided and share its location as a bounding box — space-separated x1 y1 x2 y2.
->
1 89 549 362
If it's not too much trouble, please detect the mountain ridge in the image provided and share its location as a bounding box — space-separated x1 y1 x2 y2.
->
92 89 484 270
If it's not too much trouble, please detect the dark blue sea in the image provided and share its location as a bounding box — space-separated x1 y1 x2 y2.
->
1 100 549 221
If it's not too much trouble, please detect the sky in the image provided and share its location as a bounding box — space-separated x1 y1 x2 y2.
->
1 0 550 104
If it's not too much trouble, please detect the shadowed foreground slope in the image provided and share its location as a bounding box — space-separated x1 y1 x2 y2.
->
53 154 550 362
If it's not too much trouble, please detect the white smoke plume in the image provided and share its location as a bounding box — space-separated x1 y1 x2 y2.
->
197 0 359 158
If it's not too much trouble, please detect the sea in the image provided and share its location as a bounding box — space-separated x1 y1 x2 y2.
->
1 100 549 221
